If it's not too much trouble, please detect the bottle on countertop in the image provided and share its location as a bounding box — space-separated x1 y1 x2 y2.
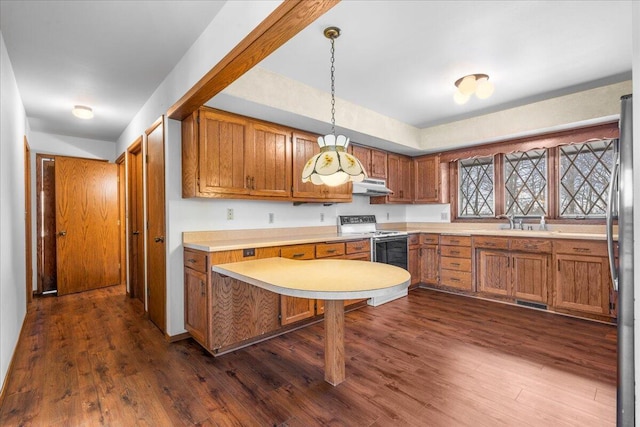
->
539 215 546 231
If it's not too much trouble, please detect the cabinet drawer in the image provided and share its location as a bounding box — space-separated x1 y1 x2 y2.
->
554 240 608 257
408 234 420 246
281 244 315 260
440 269 472 290
316 242 345 258
440 245 472 258
473 236 509 250
346 239 371 255
184 250 208 273
511 238 552 253
420 233 439 245
439 235 471 247
441 256 471 272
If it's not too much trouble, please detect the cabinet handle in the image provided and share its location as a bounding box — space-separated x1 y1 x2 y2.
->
187 258 196 263
200 280 205 296
251 176 255 190
573 247 590 253
507 257 510 268
292 253 305 258
450 240 460 244
451 263 460 267
524 244 537 250
327 249 337 254
485 242 495 247
354 246 363 250
450 250 460 255
246 175 251 188
450 277 460 282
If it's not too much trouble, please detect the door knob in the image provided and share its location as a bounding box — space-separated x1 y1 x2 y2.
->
154 236 165 243
132 231 140 235
58 231 67 236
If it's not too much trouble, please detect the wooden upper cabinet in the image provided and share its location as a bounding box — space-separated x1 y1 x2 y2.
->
291 131 351 202
182 107 291 200
245 121 292 198
197 108 249 196
351 144 387 180
387 153 414 203
414 154 440 203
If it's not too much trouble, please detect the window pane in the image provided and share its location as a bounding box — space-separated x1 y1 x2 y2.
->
458 157 494 217
559 139 614 218
504 150 547 217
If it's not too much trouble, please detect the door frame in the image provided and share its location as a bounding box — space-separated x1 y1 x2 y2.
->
24 137 32 304
116 153 126 288
127 136 145 305
36 153 57 295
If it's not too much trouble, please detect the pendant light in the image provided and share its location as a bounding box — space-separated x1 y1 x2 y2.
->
301 27 367 187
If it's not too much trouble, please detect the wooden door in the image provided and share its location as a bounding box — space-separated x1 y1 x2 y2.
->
245 122 291 198
369 148 387 179
414 155 440 203
116 154 126 287
476 249 510 297
198 109 248 196
24 138 32 303
292 131 323 199
127 138 145 303
55 157 119 295
36 154 57 294
146 117 166 332
512 252 548 303
420 245 439 285
555 254 610 315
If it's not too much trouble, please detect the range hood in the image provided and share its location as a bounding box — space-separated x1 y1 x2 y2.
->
352 178 393 196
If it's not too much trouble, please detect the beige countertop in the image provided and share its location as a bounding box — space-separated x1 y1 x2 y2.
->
184 223 614 252
212 257 411 300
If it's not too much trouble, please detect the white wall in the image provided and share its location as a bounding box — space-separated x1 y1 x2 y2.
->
0 32 28 393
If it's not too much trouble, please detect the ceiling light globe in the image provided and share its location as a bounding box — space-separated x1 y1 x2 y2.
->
453 90 470 105
457 75 477 96
475 77 494 99
72 105 94 119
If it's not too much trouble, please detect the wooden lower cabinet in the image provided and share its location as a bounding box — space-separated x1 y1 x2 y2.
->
439 235 472 291
553 240 613 317
408 234 421 288
419 234 439 285
184 266 208 345
475 237 549 304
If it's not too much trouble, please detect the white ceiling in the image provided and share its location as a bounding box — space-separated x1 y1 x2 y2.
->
0 0 633 143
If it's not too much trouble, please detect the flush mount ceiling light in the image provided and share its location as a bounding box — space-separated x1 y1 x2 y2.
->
301 27 367 187
453 73 495 105
72 105 94 119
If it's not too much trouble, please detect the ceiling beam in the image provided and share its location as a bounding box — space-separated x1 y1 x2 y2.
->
167 0 339 121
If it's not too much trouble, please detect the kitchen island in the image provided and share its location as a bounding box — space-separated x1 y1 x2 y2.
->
212 257 410 385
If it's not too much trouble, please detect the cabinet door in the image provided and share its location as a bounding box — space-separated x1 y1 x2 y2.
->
351 145 372 173
555 254 610 315
245 122 291 198
198 109 249 195
476 249 510 297
420 245 439 285
512 252 548 303
280 244 316 325
388 154 414 203
370 148 387 179
408 246 421 287
184 268 208 346
414 155 440 203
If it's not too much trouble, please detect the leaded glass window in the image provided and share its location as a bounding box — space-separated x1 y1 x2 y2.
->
504 150 547 217
458 157 494 217
559 139 614 218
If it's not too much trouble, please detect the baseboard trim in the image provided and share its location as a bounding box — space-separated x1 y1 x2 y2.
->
0 310 28 407
166 332 191 343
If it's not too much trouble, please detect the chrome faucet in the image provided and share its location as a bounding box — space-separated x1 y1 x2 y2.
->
496 214 515 229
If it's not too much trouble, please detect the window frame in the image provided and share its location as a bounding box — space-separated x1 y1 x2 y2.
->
445 122 618 224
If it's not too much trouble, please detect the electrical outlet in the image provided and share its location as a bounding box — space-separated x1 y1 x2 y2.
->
268 213 274 224
226 208 234 220
320 213 325 222
386 212 390 221
441 211 450 221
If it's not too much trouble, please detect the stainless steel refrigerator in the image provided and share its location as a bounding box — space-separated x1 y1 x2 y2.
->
607 94 634 426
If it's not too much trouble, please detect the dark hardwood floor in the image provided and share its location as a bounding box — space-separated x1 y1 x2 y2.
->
0 285 616 426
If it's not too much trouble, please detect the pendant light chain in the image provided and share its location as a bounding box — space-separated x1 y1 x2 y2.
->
329 35 336 136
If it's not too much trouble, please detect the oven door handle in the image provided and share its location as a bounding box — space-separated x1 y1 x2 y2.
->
373 236 409 243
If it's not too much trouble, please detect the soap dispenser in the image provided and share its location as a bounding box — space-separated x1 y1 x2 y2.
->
539 215 546 231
